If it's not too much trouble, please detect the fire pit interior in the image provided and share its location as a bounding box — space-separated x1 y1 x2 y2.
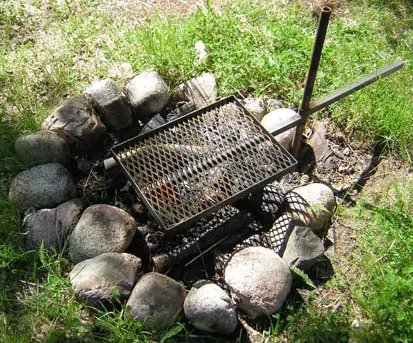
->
112 96 297 234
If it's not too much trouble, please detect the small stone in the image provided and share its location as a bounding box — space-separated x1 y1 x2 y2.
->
14 130 71 166
260 108 297 152
9 163 77 210
70 252 141 308
22 198 85 250
68 204 136 264
286 183 336 234
282 225 325 271
173 73 217 109
242 97 266 121
194 40 208 63
184 280 238 335
126 71 169 117
85 78 133 131
126 272 186 331
41 95 107 154
224 247 292 319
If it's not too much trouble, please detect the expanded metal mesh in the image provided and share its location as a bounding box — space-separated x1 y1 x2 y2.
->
112 96 296 234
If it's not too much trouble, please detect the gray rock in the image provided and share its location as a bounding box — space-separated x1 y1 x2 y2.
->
173 73 217 108
68 204 136 264
23 198 85 250
85 78 133 131
8 163 77 209
307 121 329 162
286 183 336 234
224 247 292 319
282 225 325 271
184 280 238 335
14 130 71 166
41 95 106 153
70 252 141 308
126 272 186 331
261 108 297 151
242 97 266 121
126 71 169 117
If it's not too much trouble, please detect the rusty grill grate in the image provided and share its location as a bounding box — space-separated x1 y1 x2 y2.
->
112 96 297 234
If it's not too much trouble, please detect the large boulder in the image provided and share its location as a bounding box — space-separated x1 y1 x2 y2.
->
126 272 186 331
286 183 336 234
68 204 136 264
22 198 85 250
184 280 238 335
70 252 141 308
8 163 77 210
85 78 133 131
282 225 325 271
41 95 106 154
125 71 169 117
173 72 217 109
224 247 292 319
14 130 71 166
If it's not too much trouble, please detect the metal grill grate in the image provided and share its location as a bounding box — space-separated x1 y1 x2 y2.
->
112 96 297 234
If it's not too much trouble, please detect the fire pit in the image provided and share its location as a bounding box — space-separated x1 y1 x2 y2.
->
111 96 297 235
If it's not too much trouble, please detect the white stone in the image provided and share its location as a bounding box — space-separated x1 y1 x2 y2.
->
184 280 238 335
194 40 208 63
174 73 217 108
261 108 298 151
125 71 169 117
224 247 292 319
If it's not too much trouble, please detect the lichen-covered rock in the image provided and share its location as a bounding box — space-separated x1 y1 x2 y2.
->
125 71 169 117
224 247 292 319
68 204 136 264
8 163 77 209
70 252 141 308
126 272 186 331
14 130 71 166
41 95 106 154
286 183 336 234
282 225 325 271
184 280 238 335
23 198 85 250
85 78 133 131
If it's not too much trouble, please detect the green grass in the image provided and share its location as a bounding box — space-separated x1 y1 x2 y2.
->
1 0 412 341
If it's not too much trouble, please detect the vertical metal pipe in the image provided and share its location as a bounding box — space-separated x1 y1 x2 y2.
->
292 6 332 157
